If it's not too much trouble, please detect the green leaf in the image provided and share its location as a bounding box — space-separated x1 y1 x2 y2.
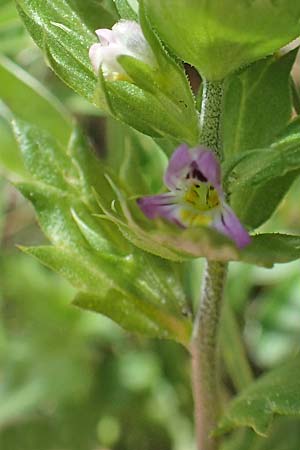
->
0 114 26 175
13 121 71 190
104 77 198 144
217 356 300 436
73 289 191 344
0 54 72 146
0 1 27 54
221 419 300 450
225 133 300 228
21 244 191 346
224 140 300 191
16 182 94 248
223 51 296 159
106 118 167 195
220 304 253 392
16 0 117 101
12 120 192 344
67 0 118 31
105 80 191 140
240 234 300 267
232 172 299 229
143 0 300 80
113 0 138 20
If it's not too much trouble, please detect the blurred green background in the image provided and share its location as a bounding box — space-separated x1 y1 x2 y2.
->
0 1 300 449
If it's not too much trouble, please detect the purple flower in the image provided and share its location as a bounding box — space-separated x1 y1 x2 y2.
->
89 20 155 80
137 145 251 248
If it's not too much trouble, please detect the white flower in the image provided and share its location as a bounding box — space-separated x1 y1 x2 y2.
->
89 20 155 80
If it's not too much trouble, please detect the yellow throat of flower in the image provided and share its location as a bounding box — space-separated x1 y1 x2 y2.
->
181 183 220 226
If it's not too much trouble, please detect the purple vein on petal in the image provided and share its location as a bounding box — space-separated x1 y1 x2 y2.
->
213 205 251 248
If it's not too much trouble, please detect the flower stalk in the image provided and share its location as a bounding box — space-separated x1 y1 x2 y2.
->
191 80 228 450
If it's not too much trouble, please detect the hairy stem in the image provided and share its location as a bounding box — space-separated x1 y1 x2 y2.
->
191 79 227 450
191 261 227 450
199 79 224 158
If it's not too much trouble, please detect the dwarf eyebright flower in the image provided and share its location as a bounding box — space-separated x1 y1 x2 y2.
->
137 145 251 248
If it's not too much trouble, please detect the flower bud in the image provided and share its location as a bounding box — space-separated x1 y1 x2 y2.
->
89 20 155 80
89 17 200 145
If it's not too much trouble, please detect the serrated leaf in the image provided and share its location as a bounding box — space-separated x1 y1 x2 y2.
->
221 49 300 231
21 245 114 294
13 120 71 190
73 290 191 344
16 0 117 101
217 356 300 437
240 234 300 267
21 244 191 345
221 419 300 450
225 142 300 191
232 172 299 229
16 182 92 248
118 55 199 141
101 59 199 143
224 133 300 228
105 80 179 138
223 51 297 159
12 120 192 344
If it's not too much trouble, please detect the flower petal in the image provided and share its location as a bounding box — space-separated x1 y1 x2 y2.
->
213 204 251 248
137 193 183 225
193 148 221 189
89 44 125 75
95 29 115 45
164 144 192 190
112 20 155 64
112 20 145 48
89 43 104 73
